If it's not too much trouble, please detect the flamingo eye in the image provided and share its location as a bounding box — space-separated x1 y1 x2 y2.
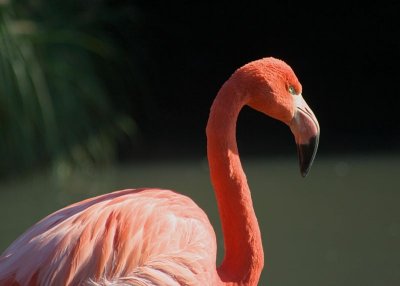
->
288 85 297 95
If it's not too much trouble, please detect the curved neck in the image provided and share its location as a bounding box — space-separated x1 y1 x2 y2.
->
206 81 264 285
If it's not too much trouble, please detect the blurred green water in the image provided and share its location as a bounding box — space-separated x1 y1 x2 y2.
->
0 154 399 285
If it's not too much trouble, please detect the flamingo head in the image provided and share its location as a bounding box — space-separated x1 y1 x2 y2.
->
235 57 320 177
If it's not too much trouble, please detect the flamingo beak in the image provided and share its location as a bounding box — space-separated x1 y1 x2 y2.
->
289 95 320 177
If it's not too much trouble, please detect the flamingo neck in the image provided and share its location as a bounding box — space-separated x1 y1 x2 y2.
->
206 81 264 285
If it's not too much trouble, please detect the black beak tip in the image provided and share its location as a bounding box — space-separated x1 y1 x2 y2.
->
300 169 309 178
297 136 319 178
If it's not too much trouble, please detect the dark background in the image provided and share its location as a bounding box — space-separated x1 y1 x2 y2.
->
111 1 400 160
1 1 399 173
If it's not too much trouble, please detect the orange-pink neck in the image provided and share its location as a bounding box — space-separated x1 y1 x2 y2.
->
206 80 264 285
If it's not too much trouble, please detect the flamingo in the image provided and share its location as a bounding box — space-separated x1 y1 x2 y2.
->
0 57 320 286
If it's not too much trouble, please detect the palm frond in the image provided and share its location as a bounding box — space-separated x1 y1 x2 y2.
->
0 2 137 177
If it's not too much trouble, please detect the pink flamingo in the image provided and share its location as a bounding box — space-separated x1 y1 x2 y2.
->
0 57 319 286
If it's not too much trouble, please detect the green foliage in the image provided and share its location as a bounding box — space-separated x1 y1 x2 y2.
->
0 1 136 176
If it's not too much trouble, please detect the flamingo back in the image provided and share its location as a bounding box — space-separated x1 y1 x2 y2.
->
0 188 218 286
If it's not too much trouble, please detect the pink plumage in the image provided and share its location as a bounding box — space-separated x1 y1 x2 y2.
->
0 189 218 285
0 57 320 285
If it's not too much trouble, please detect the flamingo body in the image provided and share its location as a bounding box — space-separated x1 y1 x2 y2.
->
0 57 320 285
0 189 218 285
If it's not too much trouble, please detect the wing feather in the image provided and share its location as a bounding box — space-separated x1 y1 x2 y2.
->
0 189 218 285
